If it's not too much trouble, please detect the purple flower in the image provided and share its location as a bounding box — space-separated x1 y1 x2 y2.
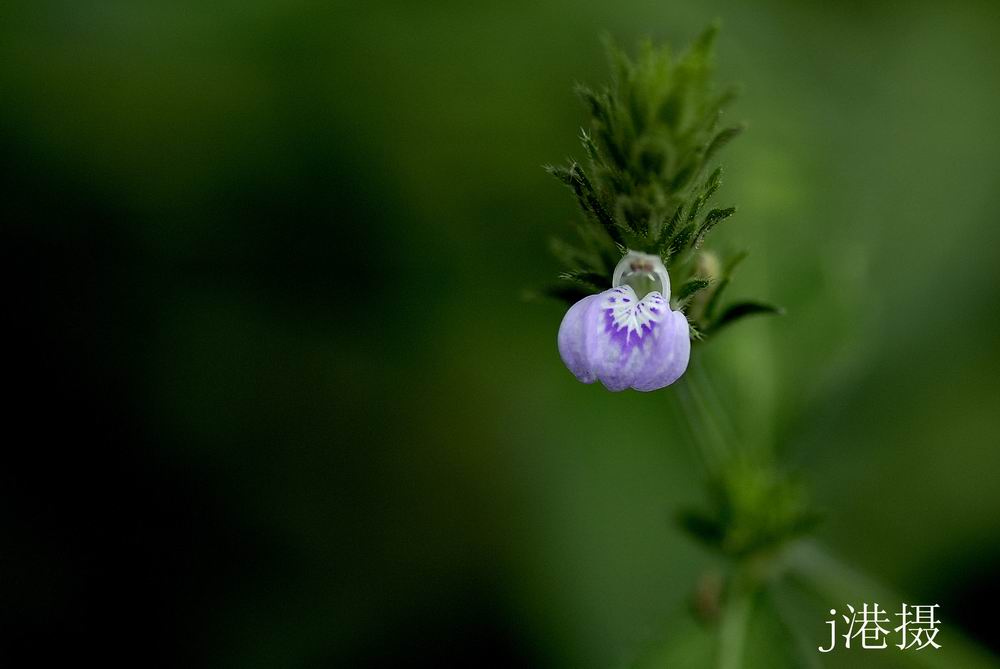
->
558 251 690 392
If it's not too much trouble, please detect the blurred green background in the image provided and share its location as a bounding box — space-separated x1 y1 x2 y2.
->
3 0 999 666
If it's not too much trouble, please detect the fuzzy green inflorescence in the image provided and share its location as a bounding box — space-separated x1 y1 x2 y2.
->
546 25 779 340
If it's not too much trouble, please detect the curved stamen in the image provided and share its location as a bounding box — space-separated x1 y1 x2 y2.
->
612 250 671 299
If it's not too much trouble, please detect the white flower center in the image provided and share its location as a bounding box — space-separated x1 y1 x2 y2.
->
612 250 672 299
601 286 667 341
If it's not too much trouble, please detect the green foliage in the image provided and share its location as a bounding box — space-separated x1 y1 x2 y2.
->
545 26 779 337
678 460 822 559
707 301 783 334
677 277 712 303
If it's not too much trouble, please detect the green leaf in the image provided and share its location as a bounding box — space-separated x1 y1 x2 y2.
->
667 222 696 258
678 277 712 302
547 162 625 245
702 250 749 321
689 86 739 138
670 157 700 191
704 125 744 165
678 508 725 548
694 206 737 248
701 165 723 202
657 203 685 252
536 282 595 305
723 249 749 274
690 21 720 62
689 322 706 341
709 301 782 333
685 195 708 226
558 269 609 291
579 127 600 162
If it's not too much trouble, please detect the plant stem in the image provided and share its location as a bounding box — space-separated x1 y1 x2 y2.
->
676 361 764 669
717 581 752 669
674 367 732 476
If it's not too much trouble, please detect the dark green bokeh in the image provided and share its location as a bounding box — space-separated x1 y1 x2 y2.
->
3 1 999 666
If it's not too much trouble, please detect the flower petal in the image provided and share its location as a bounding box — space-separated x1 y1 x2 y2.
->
584 287 660 391
557 293 600 384
558 286 691 391
573 286 690 391
629 309 690 391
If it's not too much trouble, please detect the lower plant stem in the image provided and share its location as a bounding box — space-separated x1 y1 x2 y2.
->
717 583 752 669
674 362 767 669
